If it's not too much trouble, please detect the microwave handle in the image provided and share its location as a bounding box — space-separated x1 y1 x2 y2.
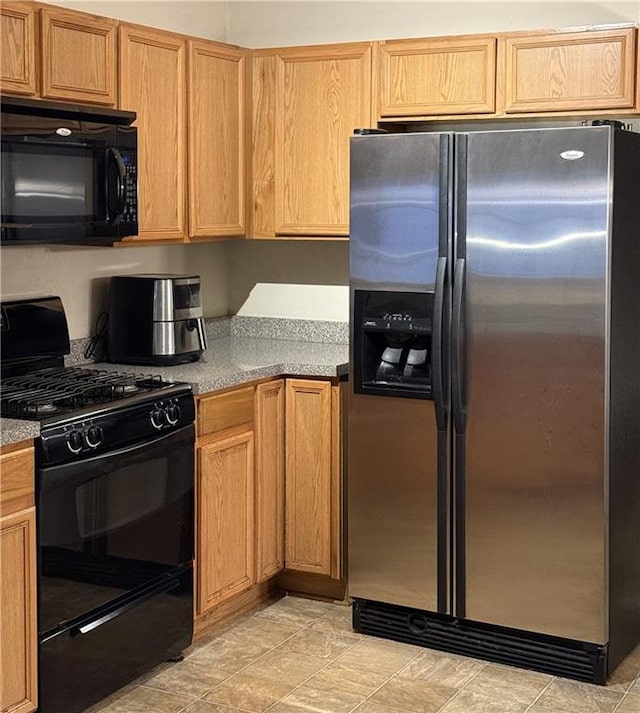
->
106 148 127 222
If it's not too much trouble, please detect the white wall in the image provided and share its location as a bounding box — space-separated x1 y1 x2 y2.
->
47 0 229 40
226 1 640 47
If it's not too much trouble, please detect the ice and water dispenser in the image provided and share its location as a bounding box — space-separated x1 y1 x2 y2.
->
353 290 434 399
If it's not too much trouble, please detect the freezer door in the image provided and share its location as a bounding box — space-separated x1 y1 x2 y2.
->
348 131 451 612
459 127 609 643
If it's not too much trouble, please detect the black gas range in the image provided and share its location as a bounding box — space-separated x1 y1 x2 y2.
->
1 296 195 713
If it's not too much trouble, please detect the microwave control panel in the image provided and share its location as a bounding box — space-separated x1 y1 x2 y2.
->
121 152 138 224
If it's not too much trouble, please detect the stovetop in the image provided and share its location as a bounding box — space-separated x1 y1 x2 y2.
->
1 366 179 421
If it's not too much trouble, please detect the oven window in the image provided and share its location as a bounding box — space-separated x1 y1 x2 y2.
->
75 458 168 539
37 425 194 634
2 142 100 223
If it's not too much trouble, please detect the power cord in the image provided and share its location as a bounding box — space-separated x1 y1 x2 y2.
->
84 312 109 361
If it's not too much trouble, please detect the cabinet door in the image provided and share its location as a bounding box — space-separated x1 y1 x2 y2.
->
275 43 372 236
285 379 333 575
41 6 117 105
255 380 285 582
0 508 37 713
0 1 36 96
502 28 636 114
197 430 254 613
119 25 186 241
188 40 245 238
376 35 497 118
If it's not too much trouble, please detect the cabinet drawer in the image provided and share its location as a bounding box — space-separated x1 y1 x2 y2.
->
0 445 35 517
198 386 255 437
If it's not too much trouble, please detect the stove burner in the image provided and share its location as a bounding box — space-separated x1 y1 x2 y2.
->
0 367 170 421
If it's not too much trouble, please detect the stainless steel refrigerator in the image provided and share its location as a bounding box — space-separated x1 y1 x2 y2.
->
348 125 640 684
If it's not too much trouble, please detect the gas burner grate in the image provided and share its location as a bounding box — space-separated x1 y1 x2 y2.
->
0 367 168 420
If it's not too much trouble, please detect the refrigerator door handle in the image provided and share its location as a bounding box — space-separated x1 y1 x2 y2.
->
452 257 466 434
432 256 447 431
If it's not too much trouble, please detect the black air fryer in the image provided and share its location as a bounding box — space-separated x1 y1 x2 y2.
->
108 274 207 365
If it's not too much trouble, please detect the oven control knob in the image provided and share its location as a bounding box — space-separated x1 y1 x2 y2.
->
67 430 84 454
166 404 181 425
86 425 103 448
150 407 165 430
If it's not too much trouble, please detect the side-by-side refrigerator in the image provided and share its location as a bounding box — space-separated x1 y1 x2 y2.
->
348 125 640 684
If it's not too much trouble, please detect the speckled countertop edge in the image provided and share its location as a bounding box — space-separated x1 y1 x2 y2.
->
2 322 350 448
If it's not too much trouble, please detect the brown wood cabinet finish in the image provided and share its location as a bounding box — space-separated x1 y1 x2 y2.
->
198 387 255 437
284 379 333 575
188 40 246 238
255 380 285 582
0 1 37 96
501 28 637 114
197 430 255 613
376 34 497 117
0 445 37 713
40 6 117 105
119 24 186 241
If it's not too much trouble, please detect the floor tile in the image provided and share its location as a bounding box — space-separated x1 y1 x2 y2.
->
142 659 230 698
399 650 485 688
181 701 249 713
277 627 360 659
254 595 333 627
186 636 270 674
241 649 328 686
352 703 414 713
535 678 623 713
460 663 550 706
278 685 362 713
305 660 390 698
203 672 294 712
221 616 300 649
368 676 457 713
310 605 361 636
337 638 420 676
92 685 194 713
611 648 640 692
615 693 640 713
439 689 528 713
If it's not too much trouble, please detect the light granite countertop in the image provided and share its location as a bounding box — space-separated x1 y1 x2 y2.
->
1 322 349 448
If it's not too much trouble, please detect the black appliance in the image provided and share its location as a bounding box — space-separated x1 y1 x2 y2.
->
108 274 207 366
1 296 195 713
1 96 138 245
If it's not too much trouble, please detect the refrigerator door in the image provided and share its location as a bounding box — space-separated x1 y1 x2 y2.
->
349 132 450 613
459 127 609 643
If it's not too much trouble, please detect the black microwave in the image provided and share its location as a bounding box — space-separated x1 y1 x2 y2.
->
1 96 138 245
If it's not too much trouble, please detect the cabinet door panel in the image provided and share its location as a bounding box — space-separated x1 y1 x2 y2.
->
503 28 636 113
1 1 36 96
285 379 332 575
255 381 285 581
41 7 117 105
119 25 186 241
198 431 254 613
377 35 497 117
0 508 37 713
275 44 372 236
188 40 245 238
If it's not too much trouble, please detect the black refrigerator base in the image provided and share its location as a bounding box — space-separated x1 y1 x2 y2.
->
353 598 608 685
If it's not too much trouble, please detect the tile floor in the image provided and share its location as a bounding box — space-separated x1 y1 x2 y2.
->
88 595 640 713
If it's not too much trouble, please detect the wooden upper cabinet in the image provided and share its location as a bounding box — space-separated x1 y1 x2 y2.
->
119 24 186 241
275 43 372 236
376 35 497 118
1 1 37 96
40 6 117 105
188 39 246 238
501 27 637 114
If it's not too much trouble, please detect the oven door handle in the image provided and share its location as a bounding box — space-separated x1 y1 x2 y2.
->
70 577 180 637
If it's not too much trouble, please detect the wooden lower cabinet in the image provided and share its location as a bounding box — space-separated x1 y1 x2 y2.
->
255 380 285 582
197 429 255 614
1 445 37 713
284 379 341 578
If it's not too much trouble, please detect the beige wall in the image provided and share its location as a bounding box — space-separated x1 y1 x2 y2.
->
3 1 639 330
0 243 229 340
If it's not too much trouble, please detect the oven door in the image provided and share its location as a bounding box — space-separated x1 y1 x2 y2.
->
37 423 194 636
